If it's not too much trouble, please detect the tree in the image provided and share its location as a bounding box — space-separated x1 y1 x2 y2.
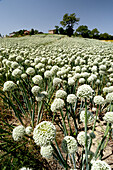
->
76 25 90 38
54 26 59 34
58 27 66 35
60 13 80 37
99 33 111 40
30 28 35 35
91 28 99 39
34 29 38 34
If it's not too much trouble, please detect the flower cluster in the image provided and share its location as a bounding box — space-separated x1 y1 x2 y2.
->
51 98 64 112
61 136 78 154
77 84 93 99
12 125 25 141
33 121 56 146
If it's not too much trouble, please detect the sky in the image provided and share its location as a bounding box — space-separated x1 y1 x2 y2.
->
0 0 113 36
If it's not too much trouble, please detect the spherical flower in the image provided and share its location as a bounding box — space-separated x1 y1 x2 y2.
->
53 77 62 87
44 70 52 78
31 86 40 96
25 126 32 135
80 110 94 123
26 67 35 76
68 78 75 86
11 61 19 69
79 78 85 84
77 132 89 146
61 136 77 154
103 87 109 93
21 73 27 79
94 95 104 105
32 75 43 84
106 92 113 103
91 160 111 170
67 94 77 104
51 98 64 112
77 84 93 99
12 68 22 78
40 145 53 159
20 167 32 170
103 112 113 123
12 125 25 141
36 92 47 102
56 90 67 99
33 121 56 146
3 81 16 92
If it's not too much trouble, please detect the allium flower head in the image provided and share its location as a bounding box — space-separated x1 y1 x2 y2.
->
77 131 89 146
51 98 64 112
61 136 78 154
67 94 77 104
80 110 94 123
94 95 104 105
20 167 32 170
33 121 56 146
106 92 113 103
12 68 22 78
26 67 35 76
3 81 16 92
44 70 52 78
40 145 53 159
12 125 25 141
31 86 40 96
21 73 27 79
53 77 62 87
56 89 67 99
77 84 93 99
91 160 111 170
32 75 43 84
103 112 113 123
25 126 32 135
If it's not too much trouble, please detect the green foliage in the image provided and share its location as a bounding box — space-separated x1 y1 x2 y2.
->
76 25 91 38
60 13 80 37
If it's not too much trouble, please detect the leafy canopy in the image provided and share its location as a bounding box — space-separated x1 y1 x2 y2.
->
60 13 80 28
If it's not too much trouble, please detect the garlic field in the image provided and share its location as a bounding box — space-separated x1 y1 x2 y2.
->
0 35 113 170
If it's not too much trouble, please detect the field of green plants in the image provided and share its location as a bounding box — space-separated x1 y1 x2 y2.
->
0 34 113 170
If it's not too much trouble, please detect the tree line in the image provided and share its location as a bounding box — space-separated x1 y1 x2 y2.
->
55 13 113 40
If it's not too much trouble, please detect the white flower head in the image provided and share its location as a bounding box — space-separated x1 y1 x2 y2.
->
106 92 113 103
80 110 94 123
12 125 25 141
91 160 111 170
32 75 43 84
40 145 53 159
103 112 113 123
51 98 64 112
3 81 16 92
31 86 40 96
94 95 104 105
53 77 62 87
12 68 22 78
33 121 56 146
56 89 67 99
25 126 32 135
21 73 27 79
44 70 52 78
67 94 77 104
77 131 89 146
61 136 77 154
26 67 35 76
77 84 93 99
20 167 32 170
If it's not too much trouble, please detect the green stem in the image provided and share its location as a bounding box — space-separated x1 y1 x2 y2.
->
60 109 68 136
71 153 76 169
85 98 89 170
88 104 99 151
95 123 110 159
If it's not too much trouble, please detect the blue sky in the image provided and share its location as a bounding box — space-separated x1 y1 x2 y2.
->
0 0 113 35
